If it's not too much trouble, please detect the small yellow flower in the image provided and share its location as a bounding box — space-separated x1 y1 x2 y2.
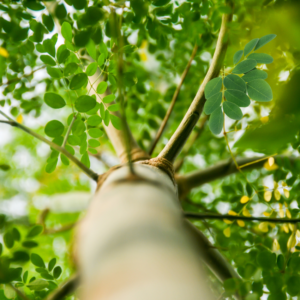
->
273 239 280 251
0 47 9 58
237 220 245 227
282 224 289 233
260 116 269 123
287 233 296 249
263 211 271 217
286 209 292 219
223 227 231 237
274 189 281 201
228 210 237 216
16 114 23 123
283 189 290 198
243 208 251 217
240 195 250 204
223 219 234 224
264 191 272 202
258 222 269 232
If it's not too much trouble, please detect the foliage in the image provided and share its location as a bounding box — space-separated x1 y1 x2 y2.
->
0 0 300 300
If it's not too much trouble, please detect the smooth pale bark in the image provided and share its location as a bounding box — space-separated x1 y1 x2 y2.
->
76 164 215 300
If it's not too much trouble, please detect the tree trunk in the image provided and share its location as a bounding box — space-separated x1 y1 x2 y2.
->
75 164 215 300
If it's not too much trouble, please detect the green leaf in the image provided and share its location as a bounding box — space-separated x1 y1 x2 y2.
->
23 271 28 283
45 120 64 137
57 49 70 64
12 228 20 241
40 55 56 66
224 90 250 107
152 0 171 7
24 1 45 11
98 53 105 67
99 42 108 59
223 74 246 92
286 276 300 296
88 128 103 138
64 62 78 76
108 103 120 112
43 38 56 57
70 73 88 90
277 254 284 270
103 94 116 103
46 67 62 78
0 164 10 171
232 59 257 74
31 253 45 268
244 38 259 56
224 278 237 292
86 62 98 76
88 139 100 147
27 279 49 291
86 39 96 60
233 50 243 65
254 34 276 50
97 81 108 94
247 79 273 102
87 115 102 126
4 231 14 249
61 154 69 166
241 69 268 82
110 114 122 130
42 14 54 32
53 266 62 279
203 92 222 115
48 258 56 272
256 251 276 269
61 22 72 43
44 92 66 109
22 241 38 248
45 158 58 173
81 152 90 168
27 225 43 238
247 53 273 64
72 120 86 136
209 107 224 135
75 95 96 112
204 77 222 99
223 102 243 120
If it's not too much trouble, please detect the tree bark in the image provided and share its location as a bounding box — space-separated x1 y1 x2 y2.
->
75 164 216 300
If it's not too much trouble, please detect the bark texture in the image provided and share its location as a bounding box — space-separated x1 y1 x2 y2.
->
76 164 215 300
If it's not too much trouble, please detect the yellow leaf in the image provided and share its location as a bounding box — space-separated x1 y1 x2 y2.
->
296 230 300 238
260 116 269 123
263 211 271 217
274 189 281 201
140 40 148 49
273 239 280 251
0 47 9 58
237 220 245 227
286 209 292 219
243 208 251 217
282 181 287 187
140 52 147 61
282 224 289 233
240 195 250 204
223 227 231 237
228 210 237 216
16 114 23 123
258 222 269 232
223 219 234 224
283 189 290 198
279 209 285 218
289 223 294 232
264 191 272 202
263 161 278 171
287 234 296 249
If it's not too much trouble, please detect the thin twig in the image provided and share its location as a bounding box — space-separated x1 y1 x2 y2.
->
185 212 300 223
148 43 199 156
0 66 46 87
9 284 30 300
0 111 99 181
44 223 75 234
62 113 77 148
158 12 231 162
45 274 79 300
114 10 134 174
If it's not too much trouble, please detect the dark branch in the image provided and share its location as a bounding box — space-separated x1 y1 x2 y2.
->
185 212 300 223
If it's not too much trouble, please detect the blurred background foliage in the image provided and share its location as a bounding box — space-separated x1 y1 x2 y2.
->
0 0 300 299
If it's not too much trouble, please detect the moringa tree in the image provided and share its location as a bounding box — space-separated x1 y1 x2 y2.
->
1 0 300 300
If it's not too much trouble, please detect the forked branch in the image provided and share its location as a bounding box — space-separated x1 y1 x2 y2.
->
148 43 199 155
158 13 231 162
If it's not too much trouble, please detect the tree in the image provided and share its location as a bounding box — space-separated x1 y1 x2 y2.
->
1 0 300 299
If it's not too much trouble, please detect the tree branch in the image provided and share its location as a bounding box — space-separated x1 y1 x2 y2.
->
176 155 298 198
0 111 99 181
148 43 199 156
158 13 231 163
185 212 300 223
62 113 77 148
174 115 208 172
45 274 79 300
